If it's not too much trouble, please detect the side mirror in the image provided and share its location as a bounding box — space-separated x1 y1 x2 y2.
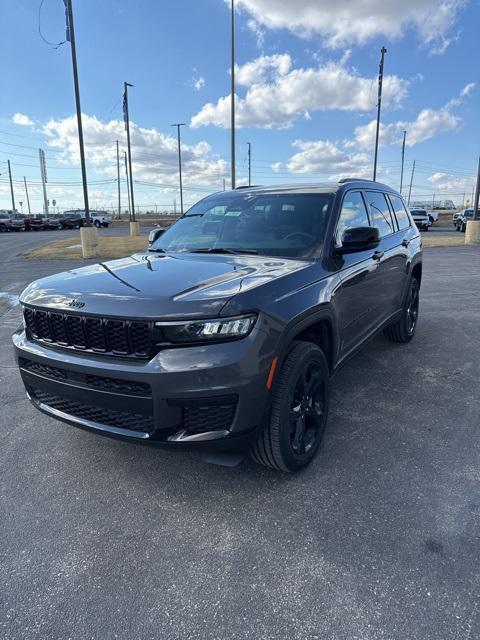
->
336 226 380 254
148 227 166 245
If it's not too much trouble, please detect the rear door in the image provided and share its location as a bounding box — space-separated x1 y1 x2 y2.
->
364 190 410 323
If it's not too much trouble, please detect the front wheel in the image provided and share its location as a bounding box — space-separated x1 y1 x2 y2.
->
384 277 419 343
251 341 330 472
94 220 101 228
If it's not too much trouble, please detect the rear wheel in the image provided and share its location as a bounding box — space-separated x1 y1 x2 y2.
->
251 341 330 472
384 277 419 343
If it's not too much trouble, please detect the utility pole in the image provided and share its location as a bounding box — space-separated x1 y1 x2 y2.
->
400 130 407 194
64 0 90 227
23 176 31 214
7 160 16 212
407 160 416 206
223 178 226 191
473 156 480 220
247 142 251 186
124 151 131 219
230 0 236 189
116 140 121 220
373 46 387 182
39 149 49 216
123 82 136 226
171 123 185 215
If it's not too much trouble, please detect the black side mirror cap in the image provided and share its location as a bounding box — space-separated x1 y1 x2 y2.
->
335 226 380 254
148 227 166 245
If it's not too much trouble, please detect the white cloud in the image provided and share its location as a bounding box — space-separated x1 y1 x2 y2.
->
191 56 408 129
235 0 466 52
12 113 34 126
193 76 206 91
427 172 476 193
41 114 229 188
271 162 283 173
247 18 266 49
352 85 475 150
286 139 370 178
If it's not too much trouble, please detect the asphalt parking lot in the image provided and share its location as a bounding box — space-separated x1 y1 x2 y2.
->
1 231 479 640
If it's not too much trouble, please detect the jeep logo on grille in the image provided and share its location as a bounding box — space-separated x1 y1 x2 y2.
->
66 299 85 309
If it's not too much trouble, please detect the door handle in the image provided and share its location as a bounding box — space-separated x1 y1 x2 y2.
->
402 239 411 248
372 250 384 261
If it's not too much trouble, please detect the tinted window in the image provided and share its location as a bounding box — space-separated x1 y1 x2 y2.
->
150 192 333 258
335 191 370 246
365 191 395 237
389 194 410 230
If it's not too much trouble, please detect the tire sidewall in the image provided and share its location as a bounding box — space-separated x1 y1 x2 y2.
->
271 343 330 472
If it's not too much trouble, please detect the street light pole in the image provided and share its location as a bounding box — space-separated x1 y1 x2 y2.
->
247 142 251 186
373 46 387 182
407 160 416 207
123 81 136 229
124 151 131 219
230 0 236 190
116 140 121 220
23 176 31 215
472 156 480 221
400 130 407 194
64 0 90 227
171 123 185 215
7 160 16 211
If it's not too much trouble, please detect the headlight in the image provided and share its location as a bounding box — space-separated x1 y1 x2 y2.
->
156 314 257 344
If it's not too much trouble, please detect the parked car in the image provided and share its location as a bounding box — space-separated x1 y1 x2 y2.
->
43 214 63 230
24 214 46 231
452 211 463 226
14 179 422 472
59 212 83 229
409 208 431 231
455 208 479 232
83 211 113 228
0 210 25 231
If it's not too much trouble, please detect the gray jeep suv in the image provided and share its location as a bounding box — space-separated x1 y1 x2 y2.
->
13 180 422 472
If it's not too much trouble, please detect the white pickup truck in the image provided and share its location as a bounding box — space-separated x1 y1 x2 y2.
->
83 211 113 228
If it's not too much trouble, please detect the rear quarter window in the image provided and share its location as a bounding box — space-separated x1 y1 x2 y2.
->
388 194 411 230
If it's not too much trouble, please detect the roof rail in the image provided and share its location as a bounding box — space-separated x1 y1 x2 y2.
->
338 178 376 184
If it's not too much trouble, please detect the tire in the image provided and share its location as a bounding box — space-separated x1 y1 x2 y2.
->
423 226 429 232
251 341 330 472
384 277 420 343
94 220 101 228
462 224 466 233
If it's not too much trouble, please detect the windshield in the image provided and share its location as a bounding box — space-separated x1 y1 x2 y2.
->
150 192 333 258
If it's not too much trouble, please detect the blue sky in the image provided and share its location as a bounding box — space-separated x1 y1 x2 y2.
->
0 0 478 212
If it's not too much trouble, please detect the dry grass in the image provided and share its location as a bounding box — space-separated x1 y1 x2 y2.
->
23 235 148 260
421 234 465 248
23 230 466 261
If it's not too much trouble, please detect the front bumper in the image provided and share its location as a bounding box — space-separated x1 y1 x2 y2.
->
12 324 274 453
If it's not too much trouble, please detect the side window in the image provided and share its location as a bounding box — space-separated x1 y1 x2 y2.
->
365 191 395 238
335 191 370 246
388 194 411 230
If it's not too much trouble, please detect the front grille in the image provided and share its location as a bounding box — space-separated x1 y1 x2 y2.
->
182 403 237 434
19 357 151 397
30 388 153 433
24 307 152 359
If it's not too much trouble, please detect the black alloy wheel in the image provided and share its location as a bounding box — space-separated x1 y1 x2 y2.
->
251 341 330 472
384 277 420 343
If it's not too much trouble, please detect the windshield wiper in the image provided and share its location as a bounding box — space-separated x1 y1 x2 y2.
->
190 247 258 255
148 247 166 253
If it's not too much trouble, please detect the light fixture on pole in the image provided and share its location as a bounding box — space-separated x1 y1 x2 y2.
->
171 123 186 215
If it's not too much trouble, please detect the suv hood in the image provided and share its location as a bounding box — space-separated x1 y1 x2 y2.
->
20 252 311 319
